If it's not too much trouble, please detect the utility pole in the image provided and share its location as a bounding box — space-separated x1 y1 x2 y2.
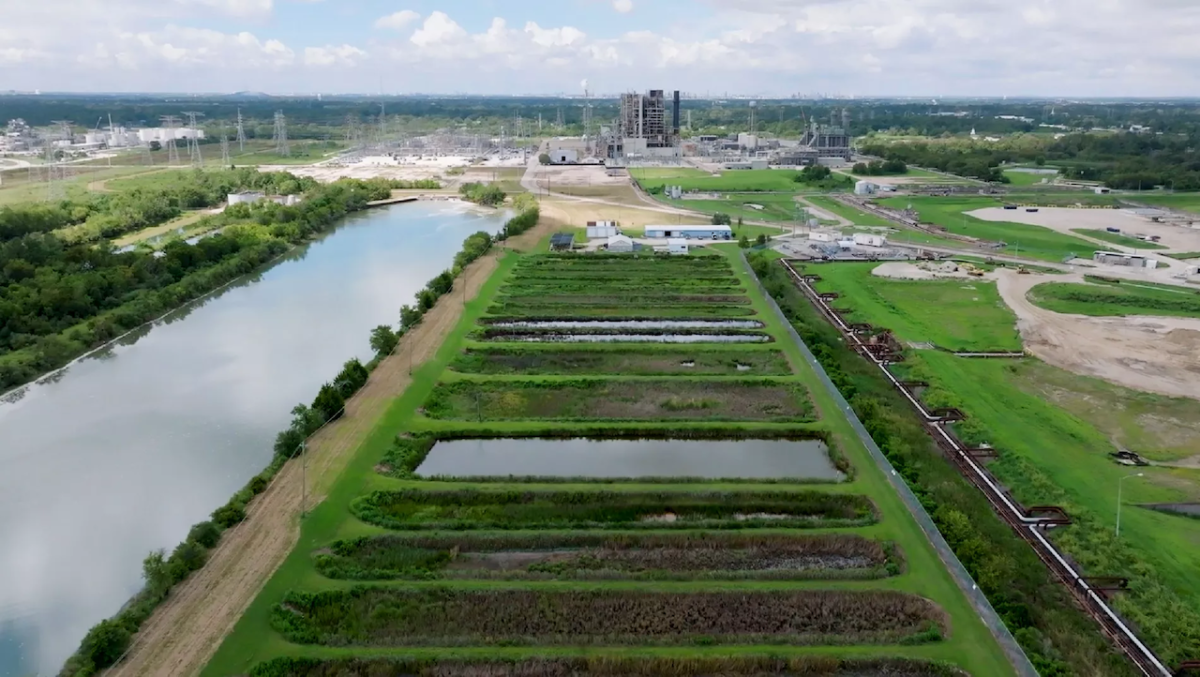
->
235 108 246 152
273 111 290 157
160 115 181 165
300 439 307 516
183 111 205 166
1116 472 1144 538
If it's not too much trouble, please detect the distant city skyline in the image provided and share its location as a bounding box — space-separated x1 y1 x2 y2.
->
2 0 1200 96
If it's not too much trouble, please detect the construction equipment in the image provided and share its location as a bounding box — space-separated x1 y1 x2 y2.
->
961 262 985 277
1017 266 1031 275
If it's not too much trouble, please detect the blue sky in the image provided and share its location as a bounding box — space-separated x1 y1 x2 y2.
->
2 0 1200 96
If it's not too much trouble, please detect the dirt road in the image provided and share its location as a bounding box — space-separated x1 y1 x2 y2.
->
102 219 552 677
994 269 1200 401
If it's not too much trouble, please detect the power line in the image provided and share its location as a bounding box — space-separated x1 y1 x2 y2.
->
273 111 290 156
183 111 205 167
235 108 246 152
159 115 181 165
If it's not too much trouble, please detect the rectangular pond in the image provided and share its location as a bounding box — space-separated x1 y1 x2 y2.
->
415 438 841 480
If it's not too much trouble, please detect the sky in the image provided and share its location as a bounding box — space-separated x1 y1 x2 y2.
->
2 0 1200 97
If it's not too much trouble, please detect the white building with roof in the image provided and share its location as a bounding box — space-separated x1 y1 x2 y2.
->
607 234 635 252
643 225 733 240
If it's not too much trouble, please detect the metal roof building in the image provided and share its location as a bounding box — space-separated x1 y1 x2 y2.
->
643 225 733 240
549 233 575 251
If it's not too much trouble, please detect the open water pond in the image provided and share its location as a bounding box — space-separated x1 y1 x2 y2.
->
492 320 763 329
0 201 509 676
416 438 840 480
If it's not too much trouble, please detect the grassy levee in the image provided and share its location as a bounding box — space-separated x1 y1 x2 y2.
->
792 257 1200 671
808 263 1022 351
805 196 895 228
876 196 1100 262
201 246 1015 677
1071 229 1168 250
751 252 1138 676
1027 280 1200 318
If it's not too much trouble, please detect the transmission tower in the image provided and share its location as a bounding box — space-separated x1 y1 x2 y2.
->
235 108 246 151
183 111 205 166
220 133 231 167
556 107 564 129
273 111 290 156
160 115 182 165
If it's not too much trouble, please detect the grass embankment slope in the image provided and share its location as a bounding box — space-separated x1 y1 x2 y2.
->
1027 278 1200 319
101 217 556 677
808 261 1200 667
1071 229 1168 250
199 247 1015 677
810 263 1022 352
877 196 1099 262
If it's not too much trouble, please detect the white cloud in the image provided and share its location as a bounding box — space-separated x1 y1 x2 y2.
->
5 0 1200 94
374 9 420 31
410 11 467 47
304 43 367 66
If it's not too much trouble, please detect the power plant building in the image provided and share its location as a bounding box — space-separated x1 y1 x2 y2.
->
605 89 681 160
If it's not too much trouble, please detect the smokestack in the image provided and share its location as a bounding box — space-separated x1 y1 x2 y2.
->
673 91 681 134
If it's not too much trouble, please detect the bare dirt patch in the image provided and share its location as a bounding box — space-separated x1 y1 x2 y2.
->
871 261 977 281
968 206 1200 253
101 217 555 677
995 269 1200 401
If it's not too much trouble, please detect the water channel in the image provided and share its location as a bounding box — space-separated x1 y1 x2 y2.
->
0 201 509 677
416 438 840 480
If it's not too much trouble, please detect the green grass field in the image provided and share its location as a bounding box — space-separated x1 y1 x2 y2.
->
200 247 1016 677
876 196 1100 262
1027 280 1200 318
806 264 1200 665
635 169 807 192
1071 229 1168 250
1002 170 1055 187
671 194 806 224
1128 193 1200 214
807 263 1021 351
802 196 894 228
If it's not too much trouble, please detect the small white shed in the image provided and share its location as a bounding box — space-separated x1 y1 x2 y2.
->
607 234 635 253
586 221 619 239
808 232 834 243
551 149 578 164
667 238 688 255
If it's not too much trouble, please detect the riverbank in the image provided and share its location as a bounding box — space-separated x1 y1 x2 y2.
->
95 210 555 677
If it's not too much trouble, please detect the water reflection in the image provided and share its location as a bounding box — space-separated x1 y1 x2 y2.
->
0 201 508 676
417 438 840 480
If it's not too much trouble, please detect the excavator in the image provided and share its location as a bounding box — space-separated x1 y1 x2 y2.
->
960 262 986 277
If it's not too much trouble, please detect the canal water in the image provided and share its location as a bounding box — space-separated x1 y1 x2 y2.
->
416 438 840 480
0 201 509 677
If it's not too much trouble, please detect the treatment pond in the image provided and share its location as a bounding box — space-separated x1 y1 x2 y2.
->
415 438 841 480
0 201 510 676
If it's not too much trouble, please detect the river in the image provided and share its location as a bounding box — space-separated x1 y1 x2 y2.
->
0 201 509 677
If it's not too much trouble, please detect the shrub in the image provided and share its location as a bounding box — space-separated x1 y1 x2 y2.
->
78 619 130 670
212 503 247 529
187 521 221 548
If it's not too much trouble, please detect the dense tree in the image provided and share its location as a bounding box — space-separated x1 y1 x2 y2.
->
311 382 346 423
370 325 399 356
711 212 732 225
79 620 130 670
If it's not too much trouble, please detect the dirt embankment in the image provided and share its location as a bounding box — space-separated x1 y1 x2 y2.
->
994 270 1200 401
101 218 554 677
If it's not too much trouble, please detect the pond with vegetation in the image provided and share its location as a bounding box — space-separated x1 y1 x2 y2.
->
0 201 509 676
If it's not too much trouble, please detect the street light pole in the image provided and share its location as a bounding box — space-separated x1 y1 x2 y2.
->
1116 472 1144 538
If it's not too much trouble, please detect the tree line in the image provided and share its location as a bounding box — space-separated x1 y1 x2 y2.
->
0 173 415 393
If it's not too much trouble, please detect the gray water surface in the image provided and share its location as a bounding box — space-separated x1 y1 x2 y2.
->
416 438 839 479
0 201 508 677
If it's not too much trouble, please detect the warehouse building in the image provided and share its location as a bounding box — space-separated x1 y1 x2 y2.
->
607 234 635 253
586 221 620 238
1093 251 1159 269
643 225 733 240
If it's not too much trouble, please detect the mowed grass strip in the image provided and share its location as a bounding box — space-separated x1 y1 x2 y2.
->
314 532 899 582
422 379 812 422
247 656 973 677
351 489 878 531
1027 281 1200 318
808 263 1022 351
876 196 1099 262
272 587 946 647
451 347 793 376
487 303 759 318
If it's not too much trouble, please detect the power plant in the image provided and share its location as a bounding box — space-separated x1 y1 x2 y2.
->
603 89 683 160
